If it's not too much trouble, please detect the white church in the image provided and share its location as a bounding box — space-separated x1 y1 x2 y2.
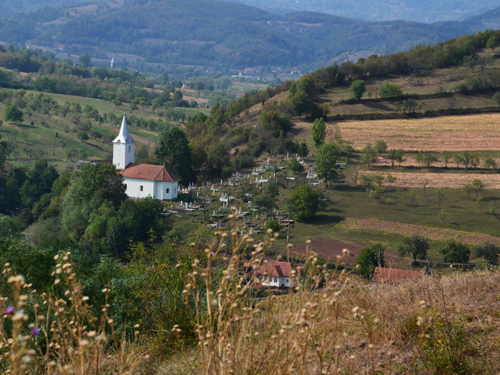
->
112 114 178 201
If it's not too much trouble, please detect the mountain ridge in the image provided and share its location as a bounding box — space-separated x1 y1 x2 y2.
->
0 0 499 69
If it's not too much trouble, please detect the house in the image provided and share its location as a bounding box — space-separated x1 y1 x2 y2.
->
372 267 424 284
113 114 178 201
254 261 294 288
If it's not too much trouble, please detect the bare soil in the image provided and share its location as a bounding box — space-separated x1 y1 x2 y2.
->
289 238 400 265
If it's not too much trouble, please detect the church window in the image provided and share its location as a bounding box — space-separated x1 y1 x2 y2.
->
140 185 143 191
128 145 131 152
166 188 170 193
124 184 127 190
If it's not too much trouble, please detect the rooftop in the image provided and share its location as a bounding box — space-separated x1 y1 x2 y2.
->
119 163 177 182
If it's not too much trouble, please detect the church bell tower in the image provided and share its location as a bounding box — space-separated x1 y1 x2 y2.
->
112 114 135 170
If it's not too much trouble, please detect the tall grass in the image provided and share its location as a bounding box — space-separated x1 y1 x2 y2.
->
0 252 149 375
179 210 498 374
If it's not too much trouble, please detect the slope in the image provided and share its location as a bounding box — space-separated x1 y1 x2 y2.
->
1 0 500 69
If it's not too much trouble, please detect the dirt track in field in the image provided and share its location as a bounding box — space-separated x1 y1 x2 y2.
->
334 113 500 151
342 218 500 245
359 170 500 189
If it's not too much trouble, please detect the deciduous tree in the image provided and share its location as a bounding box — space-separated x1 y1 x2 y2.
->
312 117 326 148
315 143 339 187
4 105 24 124
398 235 429 263
287 185 320 221
350 80 366 101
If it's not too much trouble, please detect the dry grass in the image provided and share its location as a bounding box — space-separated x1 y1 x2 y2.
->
359 170 500 189
341 217 500 246
335 113 500 152
0 252 151 375
170 214 500 374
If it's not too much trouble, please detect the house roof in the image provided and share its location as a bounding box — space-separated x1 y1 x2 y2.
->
255 261 292 278
113 114 135 144
119 163 178 182
372 267 423 284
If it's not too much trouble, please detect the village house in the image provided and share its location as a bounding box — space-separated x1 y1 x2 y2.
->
113 114 178 201
253 260 294 288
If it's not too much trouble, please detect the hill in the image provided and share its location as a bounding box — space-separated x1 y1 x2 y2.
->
1 0 500 69
221 0 500 23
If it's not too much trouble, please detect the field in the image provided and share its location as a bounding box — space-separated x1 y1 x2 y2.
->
360 170 500 189
334 113 500 151
341 217 500 246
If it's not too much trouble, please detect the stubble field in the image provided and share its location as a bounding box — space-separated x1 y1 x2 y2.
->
336 113 500 151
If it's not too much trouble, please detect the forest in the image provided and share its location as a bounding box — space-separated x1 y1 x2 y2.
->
0 0 499 70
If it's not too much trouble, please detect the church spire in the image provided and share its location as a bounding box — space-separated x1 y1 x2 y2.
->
113 113 135 144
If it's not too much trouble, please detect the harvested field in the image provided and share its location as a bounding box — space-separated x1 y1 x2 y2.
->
372 156 500 169
336 113 500 151
289 238 400 265
342 218 500 246
359 170 500 189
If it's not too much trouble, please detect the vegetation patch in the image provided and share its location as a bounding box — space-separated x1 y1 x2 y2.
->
342 217 500 246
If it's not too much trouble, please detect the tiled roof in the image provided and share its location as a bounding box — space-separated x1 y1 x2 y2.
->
119 163 177 182
255 261 292 278
372 267 423 284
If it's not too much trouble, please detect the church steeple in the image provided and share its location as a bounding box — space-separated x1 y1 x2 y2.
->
112 114 135 170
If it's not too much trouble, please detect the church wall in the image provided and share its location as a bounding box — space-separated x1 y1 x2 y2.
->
155 181 178 201
123 178 156 199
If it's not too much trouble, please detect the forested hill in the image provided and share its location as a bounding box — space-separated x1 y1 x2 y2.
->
1 0 500 69
219 0 500 23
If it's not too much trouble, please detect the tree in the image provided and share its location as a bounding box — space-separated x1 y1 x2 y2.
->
486 35 499 51
4 105 24 124
0 133 6 171
380 82 403 98
350 80 366 101
288 158 304 173
398 235 429 263
315 143 339 187
287 185 320 222
362 143 378 166
297 142 309 158
374 140 387 156
78 54 91 68
265 218 281 234
442 152 452 168
470 178 484 199
416 152 438 168
60 163 126 241
355 243 385 279
442 240 470 264
155 127 193 186
483 157 497 169
77 131 89 141
475 243 500 265
312 117 326 148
